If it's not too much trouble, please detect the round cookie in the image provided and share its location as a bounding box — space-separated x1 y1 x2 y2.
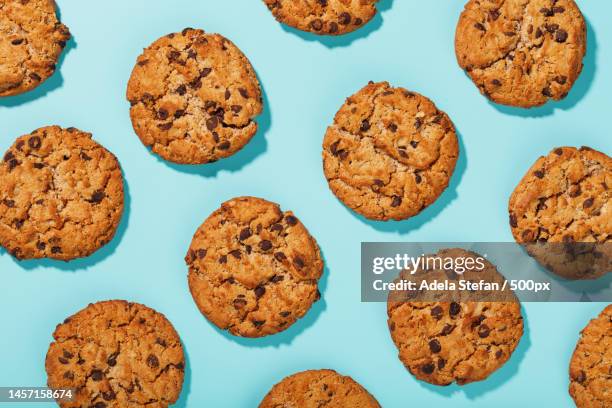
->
569 305 612 408
387 248 524 386
455 0 586 108
259 369 380 408
186 196 324 338
0 0 70 96
322 81 459 221
127 28 263 165
262 0 379 35
46 300 185 408
0 126 124 261
509 146 611 280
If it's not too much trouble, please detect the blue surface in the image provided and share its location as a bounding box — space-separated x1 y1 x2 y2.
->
0 1 610 407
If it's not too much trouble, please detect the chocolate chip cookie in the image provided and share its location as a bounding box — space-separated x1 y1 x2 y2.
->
569 304 612 408
127 28 263 164
0 126 124 261
387 249 524 385
262 0 379 35
322 81 459 221
259 369 381 408
455 0 586 108
46 301 185 408
509 146 611 279
186 196 324 338
0 0 70 96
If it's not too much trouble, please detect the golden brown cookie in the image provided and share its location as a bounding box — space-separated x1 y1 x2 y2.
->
259 369 380 408
322 81 459 221
387 249 524 385
45 300 185 408
0 126 124 261
509 146 611 279
186 196 324 338
262 0 379 35
127 28 263 164
0 0 70 96
455 0 586 108
569 304 612 408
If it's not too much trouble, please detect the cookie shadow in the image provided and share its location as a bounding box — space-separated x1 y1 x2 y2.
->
350 130 467 234
0 2 76 108
160 79 271 178
173 343 192 408
488 18 597 118
208 249 330 348
2 177 132 271
417 304 531 399
278 0 393 48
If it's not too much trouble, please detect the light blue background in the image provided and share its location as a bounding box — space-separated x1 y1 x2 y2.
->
0 1 610 407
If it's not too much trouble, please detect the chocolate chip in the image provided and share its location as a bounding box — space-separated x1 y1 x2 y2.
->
102 391 116 401
2 199 15 208
415 173 422 184
229 249 241 259
293 256 305 269
489 10 500 21
233 298 247 309
391 196 402 207
270 223 283 232
555 76 567 85
553 6 565 14
555 29 568 43
4 151 14 162
569 185 582 198
190 77 202 89
431 306 443 320
218 141 230 150
156 108 169 120
421 363 435 374
285 215 298 226
540 7 553 16
274 252 286 262
360 119 371 132
449 302 461 316
239 228 252 240
542 87 553 97
206 116 219 130
429 339 442 353
63 371 74 380
254 285 266 298
354 18 363 26
339 12 351 25
63 350 73 359
167 50 181 62
310 19 323 31
270 274 284 283
388 123 397 132
239 88 249 98
37 242 46 250
176 84 187 95
58 357 69 364
474 22 486 31
146 354 159 368
29 72 41 82
583 198 594 209
397 148 408 158
224 90 231 100
93 402 106 408
90 190 105 204
51 246 62 254
495 350 503 359
28 136 42 149
107 353 118 367
7 159 20 171
91 369 103 381
491 79 502 86
534 170 545 179
11 38 24 45
478 324 491 338
546 23 559 33
200 67 212 77
280 311 291 317
174 109 185 118
219 255 227 264
158 122 172 130
253 320 265 327
438 359 446 369
329 22 338 34
535 28 543 38
231 105 242 113
259 240 272 251
575 370 586 383
414 118 423 129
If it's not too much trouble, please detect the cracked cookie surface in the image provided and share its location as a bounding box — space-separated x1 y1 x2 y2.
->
322 81 459 221
0 126 124 261
46 300 185 408
263 0 378 35
127 28 263 164
569 304 612 408
509 146 611 279
186 196 324 338
259 369 380 407
387 249 524 385
0 0 70 96
455 0 586 108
